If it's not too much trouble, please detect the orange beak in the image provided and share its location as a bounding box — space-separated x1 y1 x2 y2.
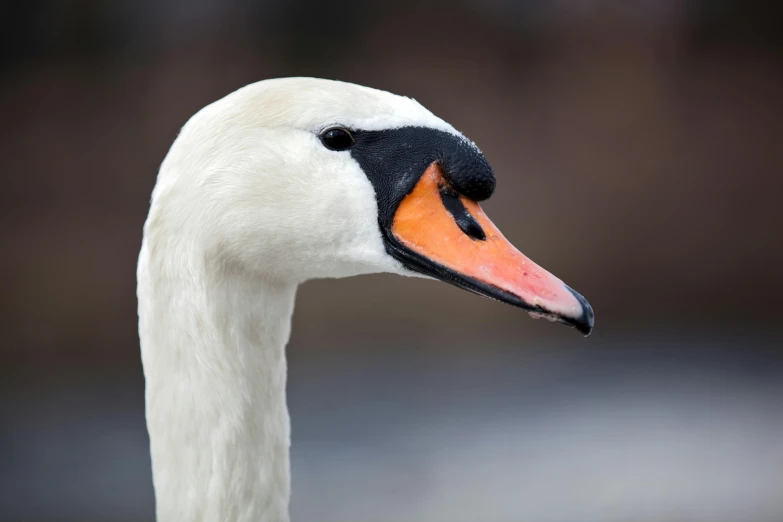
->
390 163 594 335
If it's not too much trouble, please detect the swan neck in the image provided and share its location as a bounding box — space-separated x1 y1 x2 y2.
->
139 253 297 522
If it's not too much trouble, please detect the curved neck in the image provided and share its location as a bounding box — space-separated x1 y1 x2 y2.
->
139 247 297 522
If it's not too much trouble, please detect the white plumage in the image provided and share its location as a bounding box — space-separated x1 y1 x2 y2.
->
138 78 463 522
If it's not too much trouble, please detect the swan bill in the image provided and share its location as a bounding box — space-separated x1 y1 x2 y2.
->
389 163 594 335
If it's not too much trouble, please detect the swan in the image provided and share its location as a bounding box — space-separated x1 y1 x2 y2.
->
137 77 594 522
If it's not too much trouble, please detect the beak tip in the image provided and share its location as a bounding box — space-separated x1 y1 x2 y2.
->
565 284 594 336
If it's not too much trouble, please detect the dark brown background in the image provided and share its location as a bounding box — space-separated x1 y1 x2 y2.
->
2 2 782 521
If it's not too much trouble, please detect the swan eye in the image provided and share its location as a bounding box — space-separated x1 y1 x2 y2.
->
320 127 354 151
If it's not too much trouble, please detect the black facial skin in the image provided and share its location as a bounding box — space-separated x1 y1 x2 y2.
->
331 126 593 335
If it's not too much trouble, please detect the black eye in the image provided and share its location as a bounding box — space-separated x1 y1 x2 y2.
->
320 127 354 151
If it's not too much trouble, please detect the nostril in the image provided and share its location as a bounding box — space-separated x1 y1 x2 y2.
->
465 221 486 241
439 186 487 241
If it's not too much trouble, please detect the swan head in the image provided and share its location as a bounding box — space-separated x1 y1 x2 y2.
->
149 77 593 334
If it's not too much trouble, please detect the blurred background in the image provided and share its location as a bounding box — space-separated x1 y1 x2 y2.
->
2 1 782 521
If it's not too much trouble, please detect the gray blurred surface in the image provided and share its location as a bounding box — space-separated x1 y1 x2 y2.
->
3 334 781 522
